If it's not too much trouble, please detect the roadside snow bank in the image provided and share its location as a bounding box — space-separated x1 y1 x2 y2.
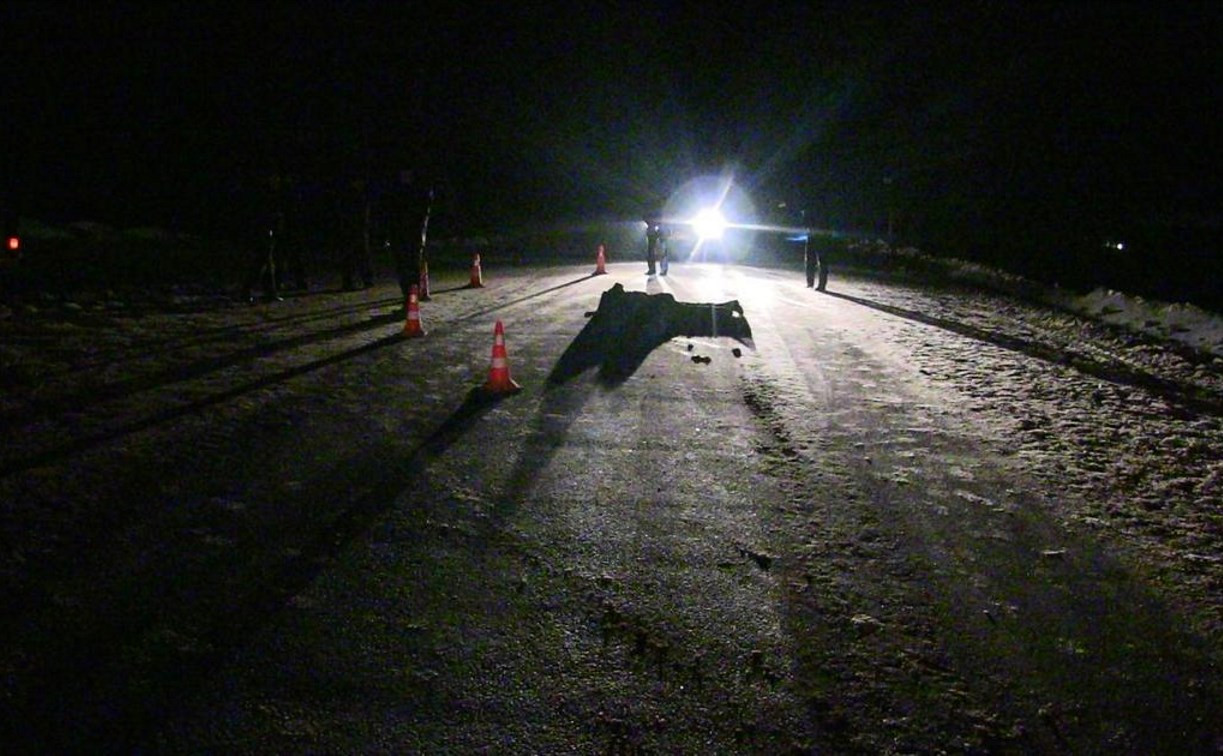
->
1067 288 1223 357
871 242 1223 358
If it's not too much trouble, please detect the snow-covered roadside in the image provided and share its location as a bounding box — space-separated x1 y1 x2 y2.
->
1065 287 1223 357
927 250 1223 358
823 258 1223 646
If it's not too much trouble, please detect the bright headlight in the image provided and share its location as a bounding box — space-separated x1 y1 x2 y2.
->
692 207 727 240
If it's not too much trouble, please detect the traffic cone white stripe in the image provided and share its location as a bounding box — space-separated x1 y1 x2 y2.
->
482 320 521 394
403 285 425 337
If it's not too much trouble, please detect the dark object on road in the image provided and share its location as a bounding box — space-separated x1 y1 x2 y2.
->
549 283 753 385
738 546 773 571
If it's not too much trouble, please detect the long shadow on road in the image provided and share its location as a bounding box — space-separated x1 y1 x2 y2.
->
4 274 598 456
548 283 754 387
95 293 405 366
0 385 510 753
825 289 1223 417
497 280 762 525
456 273 596 324
495 281 763 532
0 309 408 434
1 277 598 478
6 273 744 750
498 380 595 522
740 344 1223 751
0 329 410 478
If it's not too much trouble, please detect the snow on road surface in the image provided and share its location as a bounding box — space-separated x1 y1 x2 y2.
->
657 266 1221 750
1 262 1220 751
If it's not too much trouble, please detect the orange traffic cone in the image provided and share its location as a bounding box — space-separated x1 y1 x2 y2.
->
593 244 607 275
418 261 431 301
468 253 484 288
482 320 521 395
402 284 426 337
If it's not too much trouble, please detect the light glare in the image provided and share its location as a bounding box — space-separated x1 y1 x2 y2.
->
692 207 726 240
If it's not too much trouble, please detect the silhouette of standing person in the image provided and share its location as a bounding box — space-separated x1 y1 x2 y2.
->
645 218 662 276
244 172 287 303
804 228 828 292
384 169 433 301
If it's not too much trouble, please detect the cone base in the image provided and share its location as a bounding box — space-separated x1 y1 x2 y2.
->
481 377 521 395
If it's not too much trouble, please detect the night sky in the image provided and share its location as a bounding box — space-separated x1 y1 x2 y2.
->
4 2 1221 266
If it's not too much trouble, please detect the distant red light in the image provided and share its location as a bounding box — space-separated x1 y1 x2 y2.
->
6 237 17 251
